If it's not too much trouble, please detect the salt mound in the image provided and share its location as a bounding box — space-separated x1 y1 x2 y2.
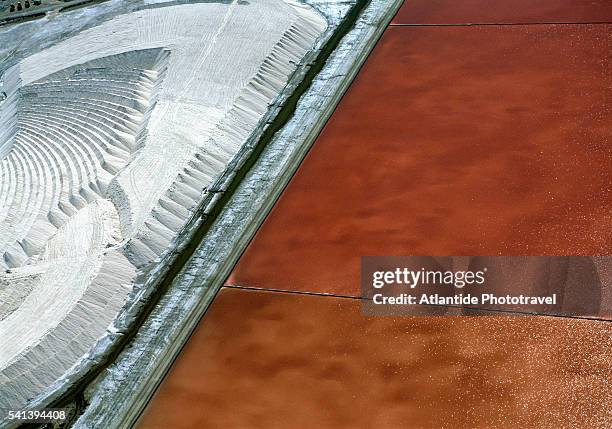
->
0 0 327 410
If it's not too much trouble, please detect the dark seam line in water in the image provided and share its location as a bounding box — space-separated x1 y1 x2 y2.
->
225 285 612 323
389 21 611 27
225 284 364 301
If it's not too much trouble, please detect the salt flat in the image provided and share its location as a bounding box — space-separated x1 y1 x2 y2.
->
0 0 326 411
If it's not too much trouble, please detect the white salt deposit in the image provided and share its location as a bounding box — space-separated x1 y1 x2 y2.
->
0 0 326 410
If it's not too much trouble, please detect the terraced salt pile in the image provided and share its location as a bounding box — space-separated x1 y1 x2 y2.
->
0 0 326 410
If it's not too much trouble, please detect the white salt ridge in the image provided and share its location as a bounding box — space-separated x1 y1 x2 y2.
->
0 48 169 268
0 0 326 411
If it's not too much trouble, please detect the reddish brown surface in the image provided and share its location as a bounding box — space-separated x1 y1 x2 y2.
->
226 25 612 296
392 0 612 25
137 288 612 429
